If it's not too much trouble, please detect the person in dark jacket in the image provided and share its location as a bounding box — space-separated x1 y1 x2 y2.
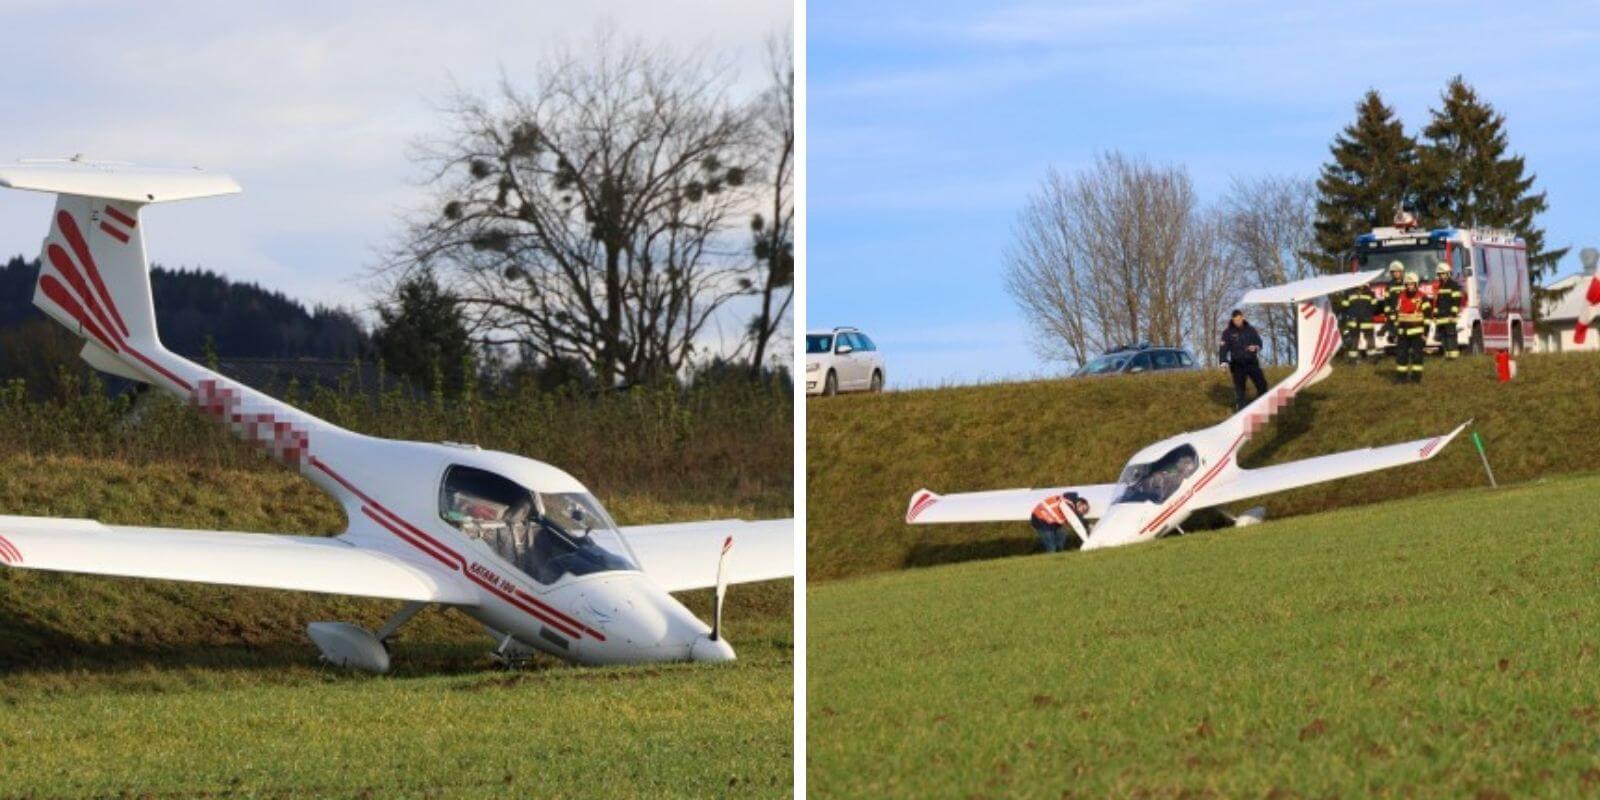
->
1219 309 1267 411
1337 283 1378 360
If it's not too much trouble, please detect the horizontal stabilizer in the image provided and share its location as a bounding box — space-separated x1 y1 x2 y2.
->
0 160 239 204
1240 270 1383 305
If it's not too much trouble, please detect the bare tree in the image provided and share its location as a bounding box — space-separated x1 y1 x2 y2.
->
394 32 759 386
1004 152 1237 367
1220 175 1319 364
744 32 794 378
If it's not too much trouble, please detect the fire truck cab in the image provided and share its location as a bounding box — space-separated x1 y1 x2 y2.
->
1351 225 1534 354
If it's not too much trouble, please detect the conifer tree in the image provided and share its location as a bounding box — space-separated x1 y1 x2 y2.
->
372 269 474 396
1419 76 1565 281
1311 90 1418 272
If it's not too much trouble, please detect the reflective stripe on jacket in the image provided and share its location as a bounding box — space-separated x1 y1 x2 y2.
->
1433 279 1463 320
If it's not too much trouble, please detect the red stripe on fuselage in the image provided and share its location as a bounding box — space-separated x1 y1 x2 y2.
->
312 456 604 641
124 346 193 392
360 506 589 641
56 211 129 337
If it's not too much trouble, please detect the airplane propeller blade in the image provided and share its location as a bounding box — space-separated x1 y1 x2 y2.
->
711 535 733 642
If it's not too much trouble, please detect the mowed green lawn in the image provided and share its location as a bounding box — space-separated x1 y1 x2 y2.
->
809 473 1600 798
0 456 792 799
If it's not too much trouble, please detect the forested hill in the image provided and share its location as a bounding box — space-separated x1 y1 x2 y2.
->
0 256 368 360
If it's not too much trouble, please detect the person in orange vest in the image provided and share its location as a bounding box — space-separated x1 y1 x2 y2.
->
1392 272 1433 383
1030 491 1090 553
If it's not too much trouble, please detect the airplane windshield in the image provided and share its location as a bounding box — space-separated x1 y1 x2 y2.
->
439 465 638 584
1113 445 1199 504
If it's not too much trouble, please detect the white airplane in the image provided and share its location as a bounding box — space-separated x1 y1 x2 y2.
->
906 270 1468 551
0 160 792 672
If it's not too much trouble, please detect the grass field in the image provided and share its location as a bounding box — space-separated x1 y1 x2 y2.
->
808 471 1600 797
0 456 792 798
807 351 1600 580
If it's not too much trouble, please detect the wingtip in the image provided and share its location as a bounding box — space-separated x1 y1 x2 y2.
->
905 489 941 524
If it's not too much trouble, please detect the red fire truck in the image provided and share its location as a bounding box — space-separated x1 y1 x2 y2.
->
1350 224 1535 354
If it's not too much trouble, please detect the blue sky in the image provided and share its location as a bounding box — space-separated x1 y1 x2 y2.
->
807 0 1600 386
0 0 787 348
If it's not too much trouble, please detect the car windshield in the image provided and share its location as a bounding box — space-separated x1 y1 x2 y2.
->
806 334 834 354
1113 445 1200 504
1076 354 1129 375
440 466 638 585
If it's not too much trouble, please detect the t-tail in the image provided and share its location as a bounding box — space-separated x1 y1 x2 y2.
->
1233 270 1382 429
0 160 336 472
1 160 240 387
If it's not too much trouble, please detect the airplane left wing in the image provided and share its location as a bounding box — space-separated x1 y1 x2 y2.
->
906 483 1118 525
1193 422 1469 510
619 518 793 592
0 516 478 604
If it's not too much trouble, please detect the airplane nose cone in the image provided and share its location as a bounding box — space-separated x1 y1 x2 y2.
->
1082 505 1150 550
554 574 719 664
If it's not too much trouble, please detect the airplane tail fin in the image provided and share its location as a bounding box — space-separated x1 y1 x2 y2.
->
0 160 240 380
1241 269 1382 385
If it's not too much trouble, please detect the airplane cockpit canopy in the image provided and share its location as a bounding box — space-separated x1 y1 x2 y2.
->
1112 444 1199 505
439 464 638 584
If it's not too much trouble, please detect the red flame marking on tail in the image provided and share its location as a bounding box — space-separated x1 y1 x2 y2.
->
57 211 130 337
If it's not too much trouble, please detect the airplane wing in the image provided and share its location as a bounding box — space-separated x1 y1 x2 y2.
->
0 516 478 604
1193 422 1469 510
618 518 793 593
906 483 1118 524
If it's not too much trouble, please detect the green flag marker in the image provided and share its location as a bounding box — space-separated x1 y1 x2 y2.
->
1471 430 1497 489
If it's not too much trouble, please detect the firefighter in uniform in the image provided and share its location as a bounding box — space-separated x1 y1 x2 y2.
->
1337 282 1378 360
1431 261 1464 359
1029 491 1090 553
1392 272 1433 383
1380 260 1406 350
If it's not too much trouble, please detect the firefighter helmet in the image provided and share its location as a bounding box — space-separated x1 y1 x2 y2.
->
1404 272 1420 286
1436 261 1452 275
1388 260 1405 273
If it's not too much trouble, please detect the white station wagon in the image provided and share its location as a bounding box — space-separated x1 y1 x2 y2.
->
805 327 885 396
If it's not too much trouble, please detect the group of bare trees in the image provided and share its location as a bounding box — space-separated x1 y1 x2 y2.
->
1005 152 1317 367
389 31 793 386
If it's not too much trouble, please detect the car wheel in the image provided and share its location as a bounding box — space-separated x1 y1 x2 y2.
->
1469 325 1484 356
869 370 883 393
823 370 837 396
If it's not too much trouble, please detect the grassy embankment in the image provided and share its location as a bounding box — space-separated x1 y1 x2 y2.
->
0 378 792 798
808 471 1600 797
807 352 1600 581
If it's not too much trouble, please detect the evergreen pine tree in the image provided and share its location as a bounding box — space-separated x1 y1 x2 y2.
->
1419 76 1566 282
372 269 474 396
1311 90 1419 272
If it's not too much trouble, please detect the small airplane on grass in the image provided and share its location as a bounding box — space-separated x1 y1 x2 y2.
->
0 160 792 672
907 270 1468 551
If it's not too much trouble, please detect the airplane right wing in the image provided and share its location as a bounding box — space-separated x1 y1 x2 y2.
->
0 516 478 604
906 483 1118 525
619 518 793 593
1193 421 1470 510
